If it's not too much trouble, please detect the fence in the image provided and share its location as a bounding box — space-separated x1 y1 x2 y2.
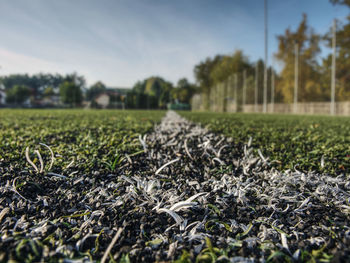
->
243 102 350 115
191 93 238 113
191 93 350 116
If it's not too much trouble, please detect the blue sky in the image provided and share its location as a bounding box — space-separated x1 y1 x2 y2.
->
0 0 348 87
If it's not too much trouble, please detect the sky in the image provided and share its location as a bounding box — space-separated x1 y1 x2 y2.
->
0 0 348 87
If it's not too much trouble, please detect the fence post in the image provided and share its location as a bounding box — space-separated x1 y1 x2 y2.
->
243 70 247 107
263 0 268 113
271 68 275 113
294 43 299 114
255 63 259 112
234 73 238 112
331 19 336 116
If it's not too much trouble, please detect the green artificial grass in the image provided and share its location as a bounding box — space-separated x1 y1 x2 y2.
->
0 109 165 175
180 111 350 175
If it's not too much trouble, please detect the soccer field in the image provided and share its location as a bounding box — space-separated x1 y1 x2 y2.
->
181 111 350 175
0 110 349 262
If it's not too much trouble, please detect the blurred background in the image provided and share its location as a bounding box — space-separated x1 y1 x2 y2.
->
0 0 349 114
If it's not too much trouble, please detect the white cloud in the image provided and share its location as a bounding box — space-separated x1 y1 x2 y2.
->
0 0 346 88
0 48 66 75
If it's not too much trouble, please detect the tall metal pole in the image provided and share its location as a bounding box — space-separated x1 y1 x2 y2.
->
215 84 218 112
234 73 238 112
228 75 233 112
222 82 226 112
243 70 247 107
228 75 232 99
255 63 258 112
271 68 275 113
224 79 228 112
331 19 336 116
263 0 268 113
294 43 299 114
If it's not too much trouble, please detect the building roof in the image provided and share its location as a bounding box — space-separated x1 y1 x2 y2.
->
95 93 109 99
106 87 131 95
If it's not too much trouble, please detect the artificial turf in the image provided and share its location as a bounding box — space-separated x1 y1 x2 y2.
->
180 111 350 175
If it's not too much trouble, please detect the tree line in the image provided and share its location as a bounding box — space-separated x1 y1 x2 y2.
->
193 0 350 109
0 73 85 106
125 77 196 109
0 72 196 109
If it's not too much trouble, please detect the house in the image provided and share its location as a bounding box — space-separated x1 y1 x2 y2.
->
93 87 130 109
95 93 110 108
0 85 6 105
41 95 60 106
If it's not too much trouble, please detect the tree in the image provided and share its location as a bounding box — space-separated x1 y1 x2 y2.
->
323 0 350 100
86 81 106 101
210 50 251 83
172 78 196 104
274 14 323 102
59 81 82 106
128 76 173 109
125 90 137 109
0 73 83 102
64 73 86 89
330 0 350 6
194 55 223 110
212 50 254 107
6 85 31 104
43 86 55 97
144 77 173 108
193 50 255 109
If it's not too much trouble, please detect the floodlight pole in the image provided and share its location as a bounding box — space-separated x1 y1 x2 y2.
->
294 43 299 114
255 63 258 112
243 70 247 107
234 73 238 112
271 68 275 113
331 19 336 116
263 0 268 113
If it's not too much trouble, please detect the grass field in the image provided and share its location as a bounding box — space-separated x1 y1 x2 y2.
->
1 109 350 262
0 109 165 262
0 110 164 174
181 111 350 175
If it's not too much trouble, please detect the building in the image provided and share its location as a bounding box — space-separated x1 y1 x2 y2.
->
95 93 110 108
93 87 130 109
41 95 60 106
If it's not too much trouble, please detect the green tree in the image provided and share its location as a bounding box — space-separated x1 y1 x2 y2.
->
210 50 251 83
144 77 173 108
323 0 350 100
0 73 85 101
212 50 254 108
86 81 106 101
275 14 323 103
125 90 137 109
59 81 82 106
129 76 173 109
194 55 223 110
64 73 86 89
172 78 196 103
6 85 31 104
43 86 55 97
194 51 254 110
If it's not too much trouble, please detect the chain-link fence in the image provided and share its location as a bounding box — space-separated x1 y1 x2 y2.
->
191 11 350 116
